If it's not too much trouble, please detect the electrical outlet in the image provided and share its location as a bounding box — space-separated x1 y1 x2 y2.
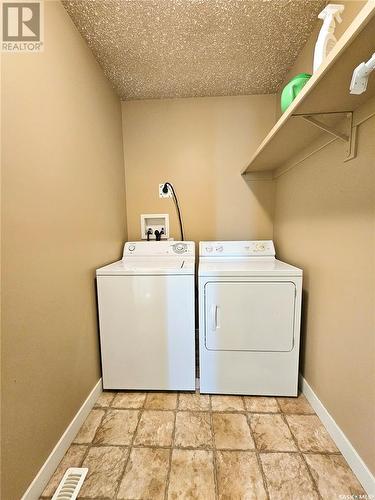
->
159 184 172 198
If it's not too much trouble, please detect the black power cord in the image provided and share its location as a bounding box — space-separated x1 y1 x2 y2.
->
162 182 184 241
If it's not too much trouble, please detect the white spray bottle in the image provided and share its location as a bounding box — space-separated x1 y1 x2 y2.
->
313 4 345 73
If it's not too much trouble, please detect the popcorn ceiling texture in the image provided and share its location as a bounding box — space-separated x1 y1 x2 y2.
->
63 0 325 100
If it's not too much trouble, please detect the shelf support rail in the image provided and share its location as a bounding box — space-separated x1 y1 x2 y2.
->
293 111 356 160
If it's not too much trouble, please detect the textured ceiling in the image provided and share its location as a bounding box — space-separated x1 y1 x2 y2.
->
63 0 326 100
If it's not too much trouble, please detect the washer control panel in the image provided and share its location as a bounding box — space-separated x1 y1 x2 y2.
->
200 241 275 257
123 241 195 258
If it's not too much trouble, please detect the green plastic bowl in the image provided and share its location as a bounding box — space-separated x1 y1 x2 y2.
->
281 73 312 113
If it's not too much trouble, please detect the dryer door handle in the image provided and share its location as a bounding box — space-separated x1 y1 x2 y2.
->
211 305 219 331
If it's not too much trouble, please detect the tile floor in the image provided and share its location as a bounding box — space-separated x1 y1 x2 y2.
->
41 391 365 499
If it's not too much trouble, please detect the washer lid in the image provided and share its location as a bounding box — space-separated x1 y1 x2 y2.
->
97 257 194 276
199 258 302 277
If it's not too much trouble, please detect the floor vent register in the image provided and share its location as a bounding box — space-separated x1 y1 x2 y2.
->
51 467 88 500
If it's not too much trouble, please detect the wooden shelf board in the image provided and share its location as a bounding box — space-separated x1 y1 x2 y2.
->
243 2 375 174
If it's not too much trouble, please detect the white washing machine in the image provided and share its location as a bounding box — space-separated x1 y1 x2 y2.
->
198 241 302 396
96 241 195 390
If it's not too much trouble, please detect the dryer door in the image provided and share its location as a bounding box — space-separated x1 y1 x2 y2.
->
205 281 295 351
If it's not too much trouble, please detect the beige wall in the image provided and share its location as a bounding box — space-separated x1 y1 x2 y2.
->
273 1 375 475
122 95 276 243
1 3 127 498
273 111 375 473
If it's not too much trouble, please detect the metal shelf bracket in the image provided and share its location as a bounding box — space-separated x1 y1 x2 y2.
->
293 111 356 160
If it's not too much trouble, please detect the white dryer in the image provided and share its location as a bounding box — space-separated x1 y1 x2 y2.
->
198 241 302 396
96 241 195 391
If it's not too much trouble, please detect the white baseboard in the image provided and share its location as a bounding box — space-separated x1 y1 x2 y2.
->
300 375 375 495
21 379 103 500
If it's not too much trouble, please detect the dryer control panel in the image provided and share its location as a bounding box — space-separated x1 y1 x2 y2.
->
199 241 275 257
123 241 195 258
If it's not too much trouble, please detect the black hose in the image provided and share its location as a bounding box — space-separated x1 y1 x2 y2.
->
163 182 184 241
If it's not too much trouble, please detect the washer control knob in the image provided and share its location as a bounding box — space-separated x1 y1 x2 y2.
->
205 246 213 253
128 244 136 252
216 246 223 252
173 243 186 254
